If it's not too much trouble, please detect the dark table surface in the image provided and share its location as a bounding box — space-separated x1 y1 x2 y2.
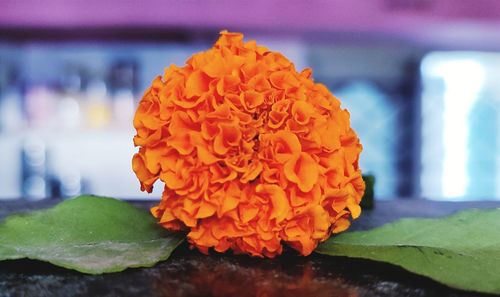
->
1 198 499 297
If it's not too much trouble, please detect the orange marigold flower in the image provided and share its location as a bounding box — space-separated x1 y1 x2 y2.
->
132 31 365 257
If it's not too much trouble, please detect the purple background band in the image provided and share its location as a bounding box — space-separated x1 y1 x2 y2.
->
1 0 500 47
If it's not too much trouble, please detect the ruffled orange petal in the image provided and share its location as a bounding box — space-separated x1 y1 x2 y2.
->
202 54 227 78
291 100 315 125
196 145 219 165
132 152 158 193
217 182 241 217
216 75 241 96
240 90 264 112
273 130 301 163
255 184 290 223
213 123 242 155
284 152 319 192
186 70 211 98
240 160 263 183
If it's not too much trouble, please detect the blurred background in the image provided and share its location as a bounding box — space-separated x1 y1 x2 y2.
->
0 0 499 201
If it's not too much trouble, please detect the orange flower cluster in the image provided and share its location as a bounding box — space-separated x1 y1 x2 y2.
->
132 31 364 257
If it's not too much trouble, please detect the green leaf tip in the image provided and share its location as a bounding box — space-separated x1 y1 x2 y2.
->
316 208 500 294
0 195 184 274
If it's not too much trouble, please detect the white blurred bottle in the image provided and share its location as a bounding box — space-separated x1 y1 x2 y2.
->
109 60 137 129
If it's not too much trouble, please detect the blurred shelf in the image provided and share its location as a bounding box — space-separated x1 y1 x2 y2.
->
0 128 163 200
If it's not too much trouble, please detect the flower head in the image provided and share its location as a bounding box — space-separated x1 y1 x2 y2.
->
132 31 364 257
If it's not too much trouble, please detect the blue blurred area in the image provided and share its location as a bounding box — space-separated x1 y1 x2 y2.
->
420 52 500 200
335 82 398 199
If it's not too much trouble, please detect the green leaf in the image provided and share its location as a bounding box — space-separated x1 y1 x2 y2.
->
0 195 184 274
316 208 500 294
